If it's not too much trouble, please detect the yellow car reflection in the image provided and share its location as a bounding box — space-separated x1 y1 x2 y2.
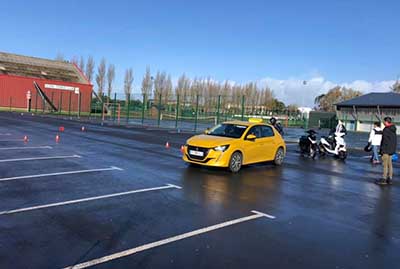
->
182 120 286 172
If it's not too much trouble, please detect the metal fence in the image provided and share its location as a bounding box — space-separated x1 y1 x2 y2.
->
2 92 308 132
89 93 307 131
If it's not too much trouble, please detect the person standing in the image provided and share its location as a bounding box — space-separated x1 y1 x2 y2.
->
375 117 397 185
269 117 284 136
368 122 383 164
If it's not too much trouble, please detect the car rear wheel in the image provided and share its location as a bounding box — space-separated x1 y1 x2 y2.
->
274 147 285 166
229 151 242 173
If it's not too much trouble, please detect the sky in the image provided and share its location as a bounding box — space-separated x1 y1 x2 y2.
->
1 0 399 106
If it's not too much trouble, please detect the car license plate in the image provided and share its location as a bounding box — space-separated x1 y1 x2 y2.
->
189 150 204 157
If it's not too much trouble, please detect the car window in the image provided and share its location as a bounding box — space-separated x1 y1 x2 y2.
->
247 126 262 138
208 124 248 138
261 126 274 137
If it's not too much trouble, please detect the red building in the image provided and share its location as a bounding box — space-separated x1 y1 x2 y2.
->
0 52 93 113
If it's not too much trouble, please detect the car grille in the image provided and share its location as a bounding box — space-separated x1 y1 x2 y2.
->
187 145 210 160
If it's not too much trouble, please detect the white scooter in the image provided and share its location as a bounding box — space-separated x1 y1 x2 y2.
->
319 132 347 160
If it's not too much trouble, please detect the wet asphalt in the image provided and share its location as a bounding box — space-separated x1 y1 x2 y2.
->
0 112 399 269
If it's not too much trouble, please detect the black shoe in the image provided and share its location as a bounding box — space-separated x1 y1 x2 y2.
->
387 178 393 185
375 179 388 185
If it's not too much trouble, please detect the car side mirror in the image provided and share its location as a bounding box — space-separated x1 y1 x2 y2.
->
246 134 256 141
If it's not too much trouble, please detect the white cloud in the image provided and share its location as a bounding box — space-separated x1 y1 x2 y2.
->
258 77 396 107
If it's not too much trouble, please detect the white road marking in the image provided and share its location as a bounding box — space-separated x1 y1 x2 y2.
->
0 133 11 136
62 210 275 269
0 146 53 151
0 166 123 182
0 154 81 163
0 184 181 216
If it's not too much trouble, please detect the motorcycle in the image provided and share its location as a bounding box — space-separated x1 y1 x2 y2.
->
319 131 347 160
299 130 318 159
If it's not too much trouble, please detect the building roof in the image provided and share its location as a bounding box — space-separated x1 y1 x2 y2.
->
0 52 89 85
336 92 400 108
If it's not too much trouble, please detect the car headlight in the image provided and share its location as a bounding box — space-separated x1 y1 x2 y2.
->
214 145 230 152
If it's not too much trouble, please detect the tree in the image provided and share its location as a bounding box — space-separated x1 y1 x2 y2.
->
175 74 191 106
153 71 167 102
314 86 362 111
141 67 153 98
106 64 115 102
392 81 400 93
95 58 106 97
79 56 85 73
164 75 173 102
70 56 78 65
287 104 299 112
124 68 134 103
85 56 95 83
272 99 286 111
55 53 64 61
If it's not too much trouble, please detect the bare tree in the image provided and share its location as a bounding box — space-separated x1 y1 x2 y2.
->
55 53 64 61
70 56 79 65
164 74 173 102
106 64 115 102
124 68 134 103
392 80 400 93
79 56 85 72
141 66 153 98
175 74 191 105
153 71 167 102
85 56 95 83
95 58 106 97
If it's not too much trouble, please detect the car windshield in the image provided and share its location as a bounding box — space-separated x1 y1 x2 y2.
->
207 124 248 138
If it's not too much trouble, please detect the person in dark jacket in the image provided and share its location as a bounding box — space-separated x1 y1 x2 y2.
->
375 117 397 185
269 117 284 135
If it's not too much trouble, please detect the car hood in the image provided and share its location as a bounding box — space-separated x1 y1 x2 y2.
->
187 134 237 148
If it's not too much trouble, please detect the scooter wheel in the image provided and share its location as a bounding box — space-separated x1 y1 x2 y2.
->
338 151 347 160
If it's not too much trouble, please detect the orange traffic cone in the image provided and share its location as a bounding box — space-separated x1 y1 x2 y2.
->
180 145 185 153
23 135 28 143
55 134 60 143
165 142 170 149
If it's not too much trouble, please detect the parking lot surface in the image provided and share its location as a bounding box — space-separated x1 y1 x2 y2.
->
0 112 399 269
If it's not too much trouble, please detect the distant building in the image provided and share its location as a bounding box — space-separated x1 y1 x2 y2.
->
336 92 400 134
0 52 92 113
298 107 312 118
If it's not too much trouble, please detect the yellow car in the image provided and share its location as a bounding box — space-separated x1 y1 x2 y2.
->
182 119 286 172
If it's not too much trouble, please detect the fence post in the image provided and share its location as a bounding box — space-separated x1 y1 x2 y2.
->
89 91 93 118
68 91 72 116
194 95 199 132
101 99 105 122
113 93 117 122
241 95 245 121
59 92 63 116
216 95 221 124
175 94 180 129
35 92 38 113
78 92 82 118
157 94 162 127
51 92 54 113
126 94 131 124
141 94 146 125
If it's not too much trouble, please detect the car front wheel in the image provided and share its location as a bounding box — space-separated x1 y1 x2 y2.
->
229 151 242 173
274 147 285 165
